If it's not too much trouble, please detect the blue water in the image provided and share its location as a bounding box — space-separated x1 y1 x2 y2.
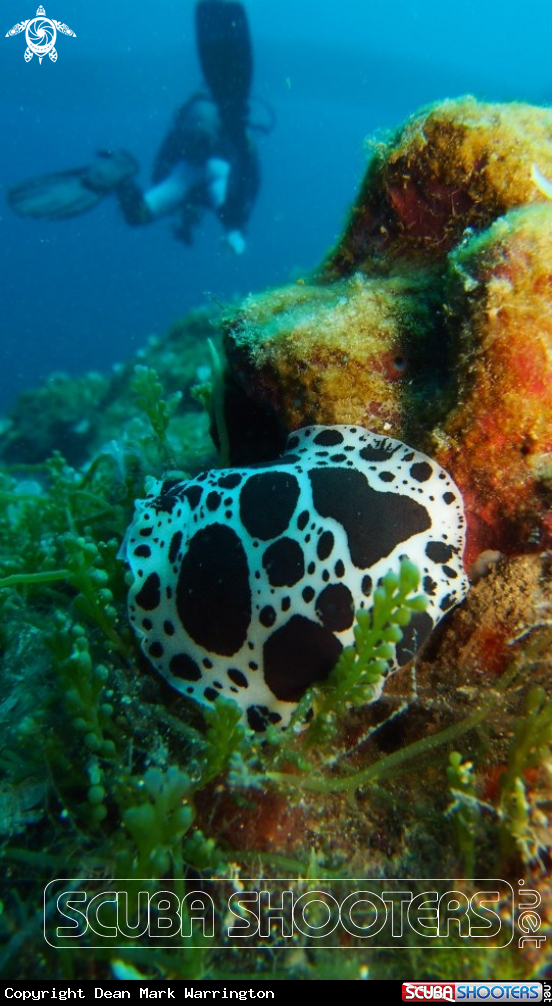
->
1 0 551 412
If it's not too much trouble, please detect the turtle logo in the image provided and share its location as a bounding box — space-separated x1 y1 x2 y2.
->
6 5 76 64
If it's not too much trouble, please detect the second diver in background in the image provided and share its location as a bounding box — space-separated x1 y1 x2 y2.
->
8 1 265 255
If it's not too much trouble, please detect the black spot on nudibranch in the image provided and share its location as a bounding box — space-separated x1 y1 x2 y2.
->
426 541 455 564
176 523 251 655
135 572 161 611
168 531 183 564
297 509 309 531
206 491 222 511
259 605 276 627
308 467 431 568
183 485 203 509
133 544 152 558
317 530 334 561
263 615 343 701
228 668 249 688
239 472 300 540
315 583 355 632
218 473 242 489
313 428 344 447
170 653 202 681
443 565 458 579
246 705 282 732
359 442 397 462
409 461 433 483
153 482 184 514
262 537 305 587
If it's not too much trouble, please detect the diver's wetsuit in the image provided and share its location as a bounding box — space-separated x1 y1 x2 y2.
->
116 93 260 253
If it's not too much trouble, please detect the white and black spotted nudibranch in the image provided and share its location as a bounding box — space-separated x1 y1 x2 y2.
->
125 425 468 731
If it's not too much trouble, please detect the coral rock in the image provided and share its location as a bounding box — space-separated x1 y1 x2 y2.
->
326 97 552 275
437 203 552 564
222 97 552 562
223 270 447 459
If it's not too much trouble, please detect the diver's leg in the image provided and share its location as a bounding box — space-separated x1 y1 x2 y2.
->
195 1 252 127
143 162 200 217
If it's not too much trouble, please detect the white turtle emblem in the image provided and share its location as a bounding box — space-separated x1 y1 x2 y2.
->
5 5 75 63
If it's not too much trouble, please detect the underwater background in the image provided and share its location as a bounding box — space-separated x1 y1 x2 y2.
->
1 0 551 409
2 0 552 985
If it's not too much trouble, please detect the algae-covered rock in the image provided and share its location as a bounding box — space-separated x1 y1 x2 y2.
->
436 203 552 563
223 269 449 460
222 97 552 562
327 96 552 275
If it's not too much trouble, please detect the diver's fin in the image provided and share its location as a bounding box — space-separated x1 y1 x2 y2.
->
195 1 253 125
7 151 139 221
7 168 103 220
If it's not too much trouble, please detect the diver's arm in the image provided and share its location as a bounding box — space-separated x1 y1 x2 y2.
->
117 161 202 226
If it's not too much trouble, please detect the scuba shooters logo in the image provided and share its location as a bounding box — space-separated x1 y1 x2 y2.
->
5 6 76 63
45 878 521 949
402 985 544 1001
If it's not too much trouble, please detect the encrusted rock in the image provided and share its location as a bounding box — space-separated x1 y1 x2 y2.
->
222 97 552 563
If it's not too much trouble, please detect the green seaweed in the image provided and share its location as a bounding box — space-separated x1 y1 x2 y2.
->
131 364 182 461
497 686 552 863
446 752 479 877
302 559 428 745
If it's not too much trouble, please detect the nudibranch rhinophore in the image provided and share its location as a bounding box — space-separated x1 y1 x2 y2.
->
125 425 469 731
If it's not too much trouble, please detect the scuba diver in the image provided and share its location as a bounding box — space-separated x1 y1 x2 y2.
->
8 1 265 255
